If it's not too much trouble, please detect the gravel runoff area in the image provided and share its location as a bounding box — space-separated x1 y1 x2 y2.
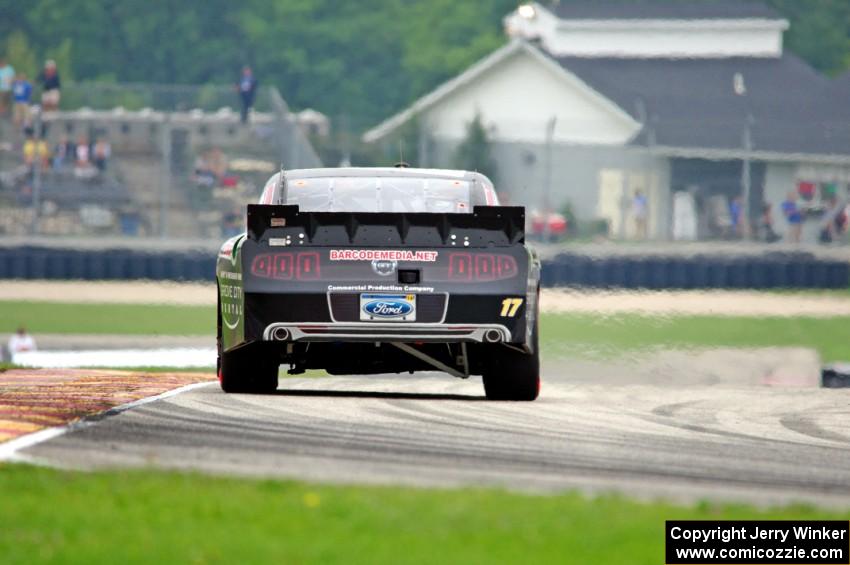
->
2 280 850 317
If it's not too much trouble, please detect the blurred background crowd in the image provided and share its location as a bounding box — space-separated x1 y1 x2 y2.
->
1 0 849 246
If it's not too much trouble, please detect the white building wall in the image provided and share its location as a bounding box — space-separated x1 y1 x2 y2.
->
431 139 671 239
421 50 639 146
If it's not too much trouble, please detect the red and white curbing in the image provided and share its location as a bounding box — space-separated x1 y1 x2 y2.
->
0 381 213 462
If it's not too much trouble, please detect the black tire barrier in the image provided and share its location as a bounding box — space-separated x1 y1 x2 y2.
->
86 253 106 280
126 252 148 279
788 259 810 288
707 258 728 289
829 262 848 288
607 258 628 288
105 250 128 280
0 246 847 289
540 253 849 290
0 248 9 278
630 258 651 289
26 249 49 280
669 259 691 289
0 246 217 282
725 259 746 289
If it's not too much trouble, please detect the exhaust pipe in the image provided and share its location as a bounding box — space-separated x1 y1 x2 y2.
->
271 327 290 341
484 329 503 343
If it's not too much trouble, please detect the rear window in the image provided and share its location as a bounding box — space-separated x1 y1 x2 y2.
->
283 176 473 213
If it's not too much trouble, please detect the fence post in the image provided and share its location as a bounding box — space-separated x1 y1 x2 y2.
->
31 107 44 235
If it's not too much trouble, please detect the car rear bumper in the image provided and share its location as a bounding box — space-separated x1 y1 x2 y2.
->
262 322 511 343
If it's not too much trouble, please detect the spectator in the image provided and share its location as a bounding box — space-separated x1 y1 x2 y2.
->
0 57 14 116
759 202 780 243
223 208 242 237
75 135 90 166
22 132 36 167
22 133 48 169
11 72 32 128
781 191 803 243
37 137 50 168
74 135 96 178
193 154 216 187
38 60 61 111
729 196 744 238
207 147 228 179
8 326 36 356
236 66 257 124
92 138 111 171
52 135 72 169
820 194 849 244
632 189 648 239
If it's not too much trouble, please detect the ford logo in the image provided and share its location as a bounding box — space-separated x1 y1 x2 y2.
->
363 300 413 318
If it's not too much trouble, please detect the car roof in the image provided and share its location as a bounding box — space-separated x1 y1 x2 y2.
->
263 167 498 207
283 167 489 183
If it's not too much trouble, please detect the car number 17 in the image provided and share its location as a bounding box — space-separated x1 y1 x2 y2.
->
500 298 523 317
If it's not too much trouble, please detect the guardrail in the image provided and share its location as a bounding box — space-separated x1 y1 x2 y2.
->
0 247 847 288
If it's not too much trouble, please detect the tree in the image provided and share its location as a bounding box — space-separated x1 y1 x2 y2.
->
454 113 498 182
4 0 850 125
769 0 850 75
5 31 38 79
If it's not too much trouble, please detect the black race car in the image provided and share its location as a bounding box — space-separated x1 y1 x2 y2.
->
216 167 541 400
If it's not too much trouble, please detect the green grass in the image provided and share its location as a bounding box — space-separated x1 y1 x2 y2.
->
540 314 850 362
0 464 843 565
1 300 848 361
0 301 213 335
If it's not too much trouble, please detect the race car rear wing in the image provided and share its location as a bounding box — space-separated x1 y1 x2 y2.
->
246 204 525 247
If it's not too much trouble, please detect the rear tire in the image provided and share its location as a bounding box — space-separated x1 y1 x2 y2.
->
482 310 540 401
217 284 278 394
219 347 279 394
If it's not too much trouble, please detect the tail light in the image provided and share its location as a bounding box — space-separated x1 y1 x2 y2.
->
448 253 472 281
297 252 320 280
449 253 518 282
251 252 321 280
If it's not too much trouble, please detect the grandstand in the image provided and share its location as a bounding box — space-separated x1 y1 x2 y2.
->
0 83 321 240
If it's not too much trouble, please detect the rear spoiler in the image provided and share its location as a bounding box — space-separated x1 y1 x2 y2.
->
247 204 525 246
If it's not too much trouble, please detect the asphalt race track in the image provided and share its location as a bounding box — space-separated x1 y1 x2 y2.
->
19 366 850 508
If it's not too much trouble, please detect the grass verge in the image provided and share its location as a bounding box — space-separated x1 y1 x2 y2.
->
1 300 848 362
540 314 850 362
0 300 213 335
0 464 844 565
